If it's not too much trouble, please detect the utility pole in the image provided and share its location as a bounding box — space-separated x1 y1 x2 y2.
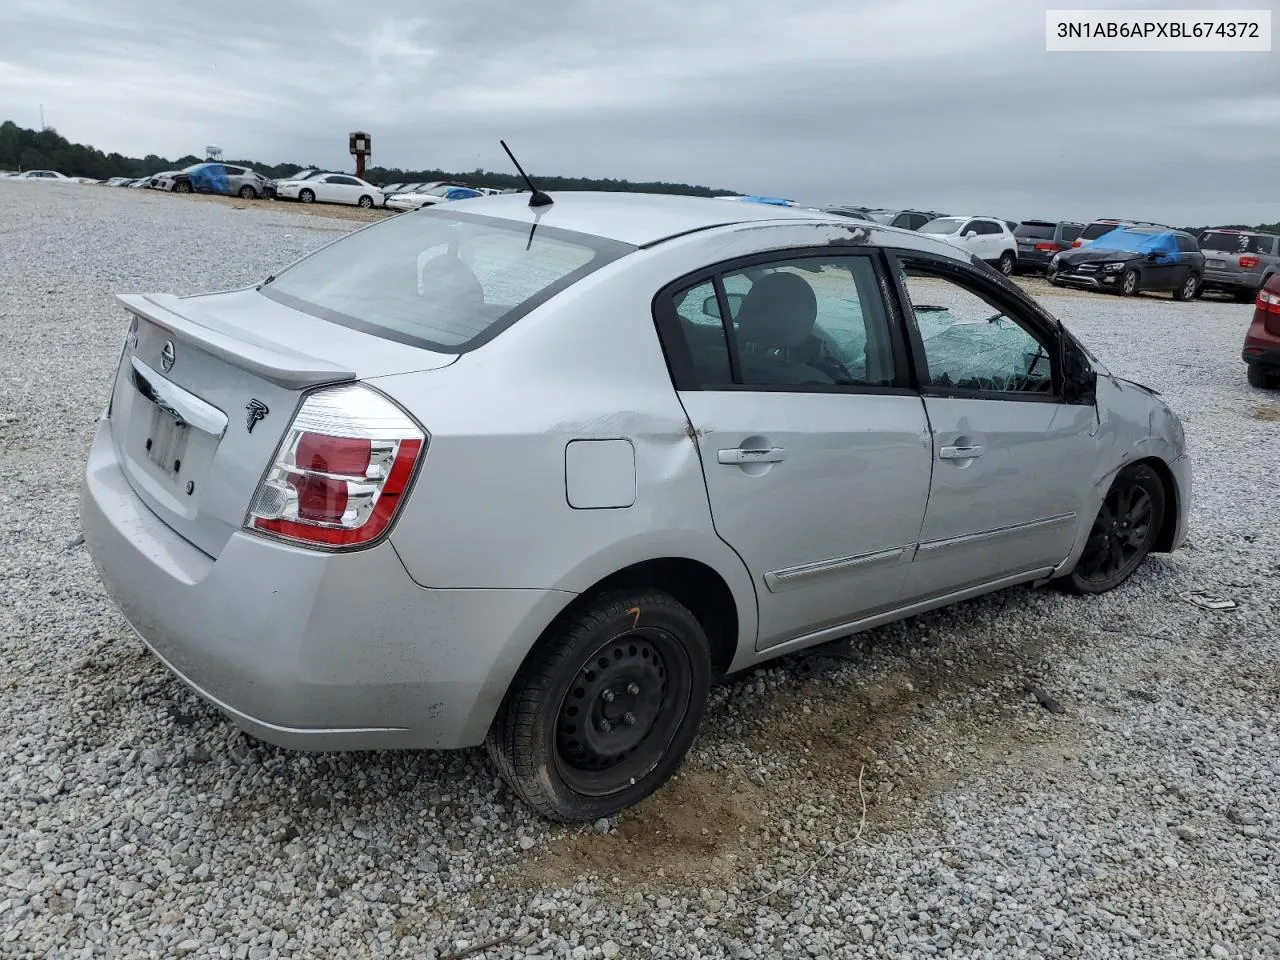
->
39 104 44 130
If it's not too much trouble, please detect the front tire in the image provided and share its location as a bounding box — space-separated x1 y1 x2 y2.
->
1247 363 1275 389
357 194 374 209
1173 273 1199 302
238 185 257 199
1120 269 1140 296
997 252 1015 277
486 589 712 822
1057 464 1165 595
173 180 192 194
298 188 314 204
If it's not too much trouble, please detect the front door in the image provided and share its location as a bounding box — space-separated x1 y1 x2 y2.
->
890 253 1099 600
657 251 933 650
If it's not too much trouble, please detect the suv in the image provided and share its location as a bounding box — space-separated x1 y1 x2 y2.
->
919 215 1018 275
1013 220 1084 272
1198 229 1280 302
1243 273 1280 388
1050 227 1204 300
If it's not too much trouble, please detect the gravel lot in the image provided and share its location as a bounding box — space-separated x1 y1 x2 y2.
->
2 181 1277 960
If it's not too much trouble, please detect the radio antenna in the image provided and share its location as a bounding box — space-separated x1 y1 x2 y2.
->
500 140 553 207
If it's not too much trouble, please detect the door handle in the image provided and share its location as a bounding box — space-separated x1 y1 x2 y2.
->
939 445 984 460
718 447 786 465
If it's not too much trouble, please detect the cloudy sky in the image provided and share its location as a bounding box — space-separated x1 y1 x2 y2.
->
2 0 1276 224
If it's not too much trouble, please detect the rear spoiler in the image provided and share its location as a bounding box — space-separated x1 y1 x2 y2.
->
117 293 357 390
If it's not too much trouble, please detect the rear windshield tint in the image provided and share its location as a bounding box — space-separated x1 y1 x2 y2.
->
262 210 633 352
1014 223 1056 239
1081 222 1125 240
1200 231 1276 255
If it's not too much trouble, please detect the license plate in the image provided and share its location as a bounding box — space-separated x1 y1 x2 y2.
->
1207 259 1225 268
146 404 189 475
1017 242 1033 249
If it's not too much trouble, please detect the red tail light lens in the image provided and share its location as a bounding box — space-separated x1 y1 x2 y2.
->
1240 255 1260 269
1071 239 1083 248
1034 242 1061 252
1257 289 1280 315
246 384 425 549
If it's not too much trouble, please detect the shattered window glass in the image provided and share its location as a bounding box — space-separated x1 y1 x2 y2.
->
900 264 1053 394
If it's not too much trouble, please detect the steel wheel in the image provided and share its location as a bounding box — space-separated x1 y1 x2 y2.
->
1059 464 1165 594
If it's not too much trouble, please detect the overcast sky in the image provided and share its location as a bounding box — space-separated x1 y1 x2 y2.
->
2 0 1276 224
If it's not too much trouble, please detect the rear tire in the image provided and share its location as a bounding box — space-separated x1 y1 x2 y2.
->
1173 273 1199 302
299 188 314 204
1056 464 1165 595
486 589 711 822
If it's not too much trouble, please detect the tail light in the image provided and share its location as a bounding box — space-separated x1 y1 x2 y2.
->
1257 288 1280 315
1071 239 1083 248
1034 242 1062 252
246 384 425 549
1240 255 1260 268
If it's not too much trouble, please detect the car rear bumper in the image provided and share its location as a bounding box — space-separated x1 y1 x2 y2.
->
1201 267 1263 291
1243 316 1280 369
1015 249 1058 269
80 416 572 751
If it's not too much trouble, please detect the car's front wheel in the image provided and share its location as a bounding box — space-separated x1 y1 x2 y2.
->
1173 273 1199 302
173 180 191 194
997 252 1015 277
298 188 314 204
1057 463 1165 595
1120 269 1140 296
487 589 712 821
357 194 374 209
238 185 257 199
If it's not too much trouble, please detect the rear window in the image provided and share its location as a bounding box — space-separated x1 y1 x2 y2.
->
1200 231 1276 255
262 210 633 352
1014 223 1056 240
1081 221 1125 240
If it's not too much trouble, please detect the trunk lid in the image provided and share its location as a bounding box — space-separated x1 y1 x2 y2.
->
108 289 455 558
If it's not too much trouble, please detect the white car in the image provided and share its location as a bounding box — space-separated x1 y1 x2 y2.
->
384 183 483 212
919 216 1018 276
274 173 384 208
8 170 75 181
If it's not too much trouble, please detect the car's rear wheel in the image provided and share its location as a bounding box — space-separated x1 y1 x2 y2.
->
997 252 1015 277
1173 273 1199 302
1247 363 1276 389
1121 269 1140 296
486 588 711 821
173 180 191 194
1057 464 1165 595
358 194 374 209
238 185 257 199
299 188 314 204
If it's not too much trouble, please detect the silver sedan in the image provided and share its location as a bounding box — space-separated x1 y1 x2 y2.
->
81 193 1190 821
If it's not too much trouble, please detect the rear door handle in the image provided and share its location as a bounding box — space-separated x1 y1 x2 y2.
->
939 445 984 460
718 447 786 465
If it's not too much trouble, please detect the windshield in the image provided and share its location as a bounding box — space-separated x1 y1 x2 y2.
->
920 218 966 235
1089 228 1171 254
1200 231 1275 255
867 211 896 224
1014 223 1056 240
1081 221 1127 240
263 211 634 352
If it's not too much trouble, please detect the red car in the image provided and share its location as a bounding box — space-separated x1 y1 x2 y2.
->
1244 273 1280 388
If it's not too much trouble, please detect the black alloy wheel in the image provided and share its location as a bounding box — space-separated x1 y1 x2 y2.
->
1058 464 1165 594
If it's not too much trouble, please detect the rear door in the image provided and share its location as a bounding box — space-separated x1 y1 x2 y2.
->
656 249 933 650
888 252 1098 599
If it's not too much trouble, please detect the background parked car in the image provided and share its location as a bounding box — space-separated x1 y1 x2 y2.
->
385 184 484 212
1242 272 1280 388
7 169 74 181
919 215 1018 275
823 206 876 222
1049 227 1204 300
1012 220 1084 273
274 173 384 208
154 163 271 198
1198 229 1280 302
1072 218 1167 248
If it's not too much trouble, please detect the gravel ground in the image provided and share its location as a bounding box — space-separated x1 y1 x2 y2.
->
2 181 1277 960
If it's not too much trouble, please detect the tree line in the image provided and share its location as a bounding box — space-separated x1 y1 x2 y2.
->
0 120 737 196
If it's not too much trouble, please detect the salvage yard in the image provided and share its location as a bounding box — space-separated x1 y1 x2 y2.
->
1 182 1277 959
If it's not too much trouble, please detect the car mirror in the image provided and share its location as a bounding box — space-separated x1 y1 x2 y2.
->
963 230 977 239
1146 251 1161 261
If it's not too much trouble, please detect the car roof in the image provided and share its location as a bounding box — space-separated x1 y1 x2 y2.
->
439 191 886 247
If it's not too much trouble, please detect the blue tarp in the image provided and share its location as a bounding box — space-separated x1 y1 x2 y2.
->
734 195 795 207
1090 228 1178 257
184 163 231 195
